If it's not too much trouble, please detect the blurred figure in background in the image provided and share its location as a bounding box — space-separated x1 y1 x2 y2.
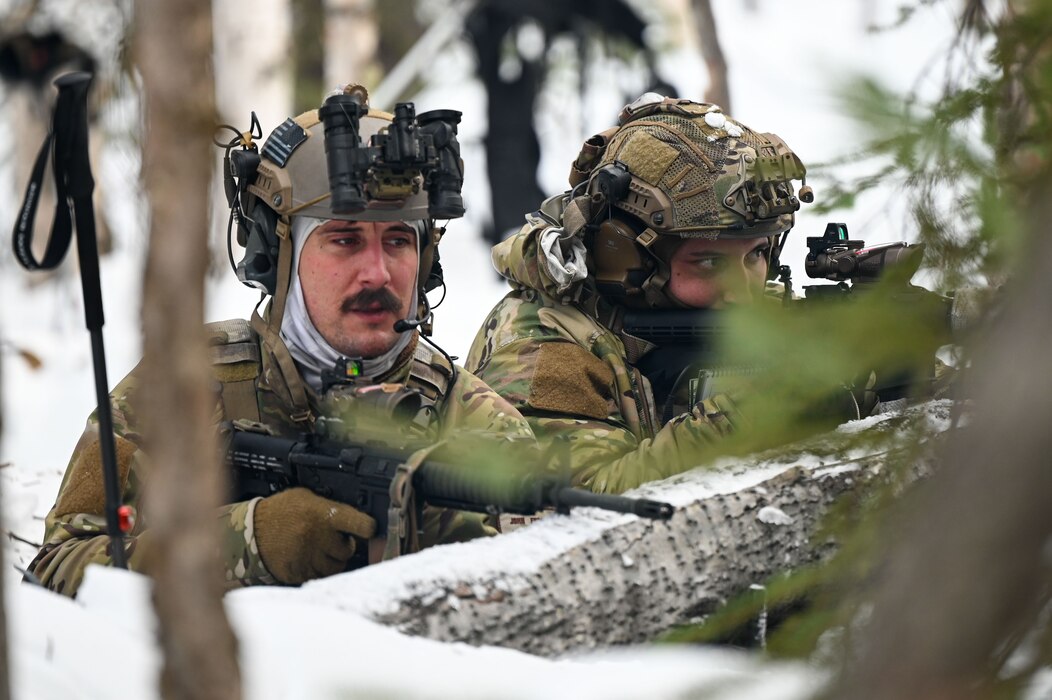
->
0 29 111 263
465 0 675 247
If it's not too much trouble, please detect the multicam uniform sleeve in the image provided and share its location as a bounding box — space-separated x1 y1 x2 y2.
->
438 368 537 441
26 419 153 597
472 336 742 495
27 368 277 597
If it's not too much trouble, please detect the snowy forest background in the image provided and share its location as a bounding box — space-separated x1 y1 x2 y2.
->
1 1 1051 699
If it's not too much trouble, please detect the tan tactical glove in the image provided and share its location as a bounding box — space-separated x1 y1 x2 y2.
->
253 487 377 585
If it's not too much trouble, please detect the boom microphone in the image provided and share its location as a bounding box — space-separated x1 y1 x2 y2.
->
393 318 423 333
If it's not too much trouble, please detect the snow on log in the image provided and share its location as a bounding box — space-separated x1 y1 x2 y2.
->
295 401 953 657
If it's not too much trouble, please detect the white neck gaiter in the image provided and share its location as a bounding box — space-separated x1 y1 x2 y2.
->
279 216 421 393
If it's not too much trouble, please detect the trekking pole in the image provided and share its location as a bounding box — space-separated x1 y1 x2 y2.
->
11 71 129 568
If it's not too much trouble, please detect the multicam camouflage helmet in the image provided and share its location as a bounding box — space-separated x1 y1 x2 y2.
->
567 93 811 308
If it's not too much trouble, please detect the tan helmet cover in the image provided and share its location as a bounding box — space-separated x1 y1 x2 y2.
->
583 95 810 240
571 95 811 309
247 109 432 222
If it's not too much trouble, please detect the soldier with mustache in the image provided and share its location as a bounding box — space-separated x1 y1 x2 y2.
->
29 86 535 595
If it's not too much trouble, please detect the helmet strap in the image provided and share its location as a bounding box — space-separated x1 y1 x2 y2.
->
767 231 789 281
266 215 294 335
252 212 312 421
418 224 442 289
414 223 441 335
638 233 685 309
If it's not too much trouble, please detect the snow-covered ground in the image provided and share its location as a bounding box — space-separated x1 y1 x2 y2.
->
17 567 824 700
0 2 997 698
10 401 947 699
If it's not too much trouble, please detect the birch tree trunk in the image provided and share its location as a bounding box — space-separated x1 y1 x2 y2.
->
378 462 859 655
212 0 294 131
210 0 293 270
691 0 731 111
324 0 379 91
135 2 241 699
300 403 947 657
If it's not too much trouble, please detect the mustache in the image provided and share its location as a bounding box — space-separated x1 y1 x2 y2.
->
340 287 404 314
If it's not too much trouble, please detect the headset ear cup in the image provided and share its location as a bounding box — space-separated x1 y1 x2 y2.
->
236 202 280 295
423 245 443 293
418 224 443 293
591 217 651 303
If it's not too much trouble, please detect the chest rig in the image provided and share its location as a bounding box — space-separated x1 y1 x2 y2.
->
206 318 453 441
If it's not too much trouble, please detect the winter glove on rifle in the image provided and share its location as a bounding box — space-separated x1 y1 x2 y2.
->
716 368 876 439
253 487 377 585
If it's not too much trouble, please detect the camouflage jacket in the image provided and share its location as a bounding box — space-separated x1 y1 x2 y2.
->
29 315 534 596
469 193 917 494
466 194 746 495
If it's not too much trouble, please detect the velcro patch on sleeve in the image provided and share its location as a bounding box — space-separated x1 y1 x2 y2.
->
618 131 680 185
55 435 138 517
527 342 615 421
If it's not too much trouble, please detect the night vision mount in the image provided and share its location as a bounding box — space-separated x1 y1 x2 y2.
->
318 88 465 219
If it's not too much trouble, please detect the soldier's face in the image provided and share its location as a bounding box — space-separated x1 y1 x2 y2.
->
298 219 418 358
667 237 769 308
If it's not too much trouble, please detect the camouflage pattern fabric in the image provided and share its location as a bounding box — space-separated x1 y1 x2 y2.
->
590 98 806 238
467 195 955 495
468 200 749 495
29 319 534 597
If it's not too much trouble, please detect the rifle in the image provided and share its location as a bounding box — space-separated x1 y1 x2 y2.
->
797 222 929 300
621 222 957 418
226 422 674 555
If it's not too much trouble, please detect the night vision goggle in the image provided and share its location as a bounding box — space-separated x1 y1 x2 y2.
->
318 87 465 219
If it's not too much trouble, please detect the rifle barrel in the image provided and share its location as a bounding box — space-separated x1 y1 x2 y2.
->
551 487 674 520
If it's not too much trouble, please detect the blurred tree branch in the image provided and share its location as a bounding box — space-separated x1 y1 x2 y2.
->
834 156 1052 700
832 1 1052 696
691 0 730 110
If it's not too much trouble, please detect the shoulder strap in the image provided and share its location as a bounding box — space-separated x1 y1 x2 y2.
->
406 341 454 405
250 309 313 426
206 318 263 423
